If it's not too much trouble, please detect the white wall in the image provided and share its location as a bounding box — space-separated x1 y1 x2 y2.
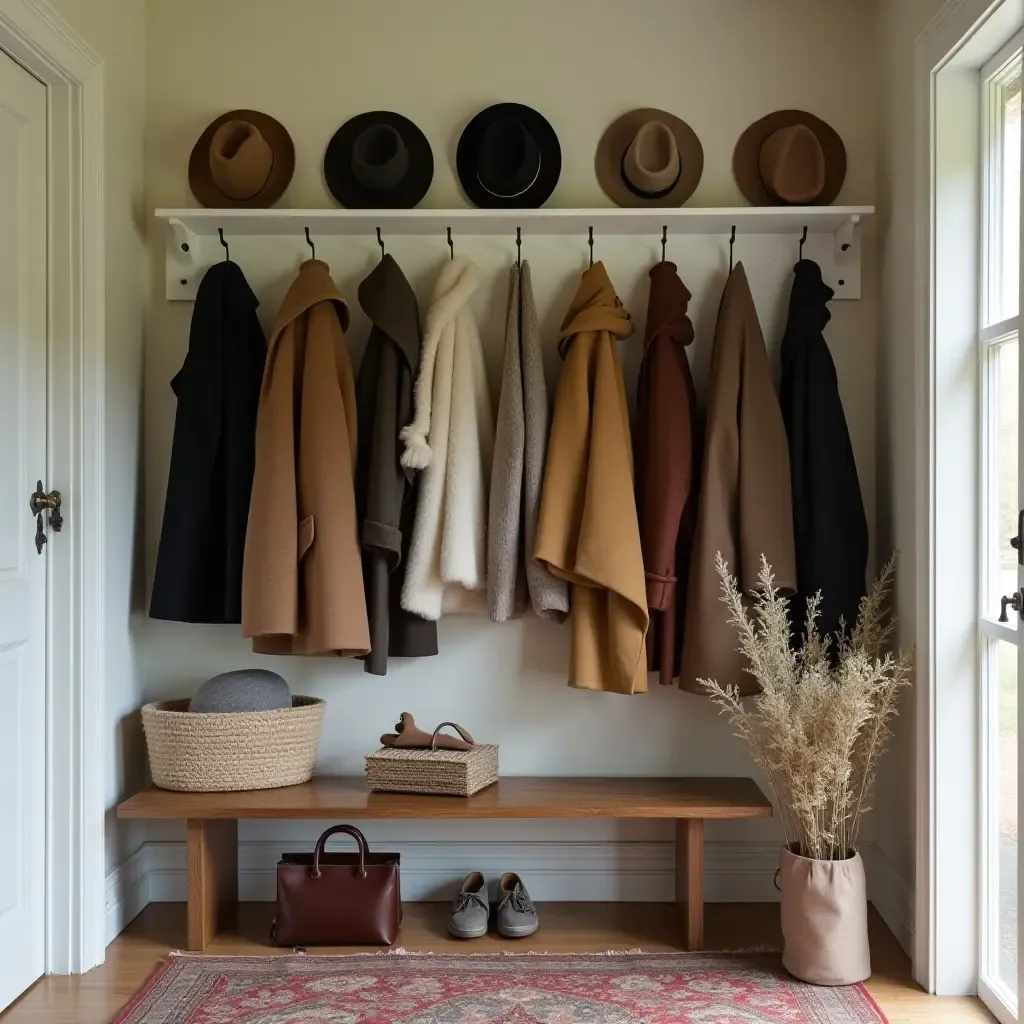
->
120 0 886 927
45 0 149 874
874 0 949 920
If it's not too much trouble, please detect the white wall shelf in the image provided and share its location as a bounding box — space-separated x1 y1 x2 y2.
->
156 205 873 301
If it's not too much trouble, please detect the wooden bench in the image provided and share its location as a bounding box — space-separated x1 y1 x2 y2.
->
117 776 772 952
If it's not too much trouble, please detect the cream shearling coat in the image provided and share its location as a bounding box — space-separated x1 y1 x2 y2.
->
400 258 494 619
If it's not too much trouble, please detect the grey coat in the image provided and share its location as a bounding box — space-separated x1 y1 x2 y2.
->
488 261 569 622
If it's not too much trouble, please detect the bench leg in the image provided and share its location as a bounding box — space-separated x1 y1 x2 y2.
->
675 819 703 950
187 819 238 951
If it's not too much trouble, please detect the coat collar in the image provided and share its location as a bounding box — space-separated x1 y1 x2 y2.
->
271 260 350 342
781 258 833 367
557 261 633 357
358 254 420 370
646 261 693 350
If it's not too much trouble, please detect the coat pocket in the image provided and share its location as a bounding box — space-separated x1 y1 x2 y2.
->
298 515 316 562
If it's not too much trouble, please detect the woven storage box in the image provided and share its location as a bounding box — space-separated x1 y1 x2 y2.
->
365 744 499 797
141 696 325 792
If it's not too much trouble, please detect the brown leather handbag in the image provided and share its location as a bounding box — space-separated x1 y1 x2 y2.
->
271 824 401 946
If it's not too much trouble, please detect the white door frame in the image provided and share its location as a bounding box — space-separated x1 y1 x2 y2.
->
0 0 106 975
914 0 1024 997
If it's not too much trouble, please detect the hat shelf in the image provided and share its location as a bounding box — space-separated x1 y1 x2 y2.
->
158 205 872 301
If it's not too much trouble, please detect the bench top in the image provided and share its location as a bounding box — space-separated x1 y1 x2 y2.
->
117 776 772 821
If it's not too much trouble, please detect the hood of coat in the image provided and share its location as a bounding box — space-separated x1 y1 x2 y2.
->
423 257 481 337
645 261 693 350
557 261 633 358
781 259 833 367
358 253 421 371
202 259 260 313
271 259 350 343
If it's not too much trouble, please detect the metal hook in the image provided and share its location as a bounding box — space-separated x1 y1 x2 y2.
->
588 226 594 268
516 227 521 269
304 227 315 260
799 225 808 261
218 228 230 262
377 227 385 261
728 225 736 274
447 226 454 260
661 225 667 263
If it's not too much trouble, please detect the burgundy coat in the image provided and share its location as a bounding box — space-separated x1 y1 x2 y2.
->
633 262 701 685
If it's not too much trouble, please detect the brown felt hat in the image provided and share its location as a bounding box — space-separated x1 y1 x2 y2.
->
733 110 846 206
189 110 295 208
596 108 703 208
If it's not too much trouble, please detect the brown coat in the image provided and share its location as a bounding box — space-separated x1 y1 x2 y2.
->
241 259 370 656
634 262 700 686
679 262 796 695
535 262 649 695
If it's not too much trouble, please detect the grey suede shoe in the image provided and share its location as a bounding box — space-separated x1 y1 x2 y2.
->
448 871 489 939
496 872 538 938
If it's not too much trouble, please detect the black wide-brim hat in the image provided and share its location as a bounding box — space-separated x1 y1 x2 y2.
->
324 111 433 209
456 103 561 209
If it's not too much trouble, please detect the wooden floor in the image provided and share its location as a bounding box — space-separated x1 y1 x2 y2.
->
0 902 993 1023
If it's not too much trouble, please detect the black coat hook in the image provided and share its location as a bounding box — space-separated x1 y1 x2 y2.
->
799 225 808 261
661 225 667 263
304 227 315 260
516 226 521 268
588 226 594 268
218 227 230 262
447 226 454 260
728 225 736 274
377 227 385 261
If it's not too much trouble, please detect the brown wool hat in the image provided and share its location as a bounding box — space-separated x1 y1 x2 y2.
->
596 108 703 208
733 110 846 206
189 109 295 208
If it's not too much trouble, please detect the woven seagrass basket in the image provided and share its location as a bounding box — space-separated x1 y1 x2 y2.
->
141 696 325 792
365 744 499 797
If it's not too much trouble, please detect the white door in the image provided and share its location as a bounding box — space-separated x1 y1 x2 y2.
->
0 49 48 1011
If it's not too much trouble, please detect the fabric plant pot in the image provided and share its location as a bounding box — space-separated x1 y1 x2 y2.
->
778 843 871 985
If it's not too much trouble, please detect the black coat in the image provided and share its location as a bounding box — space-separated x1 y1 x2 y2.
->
779 259 868 642
150 261 266 623
354 255 438 674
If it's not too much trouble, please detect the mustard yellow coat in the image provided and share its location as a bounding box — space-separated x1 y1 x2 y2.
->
535 263 649 694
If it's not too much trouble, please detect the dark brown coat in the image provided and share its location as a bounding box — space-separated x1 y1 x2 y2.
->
679 262 796 695
634 262 700 685
354 255 438 675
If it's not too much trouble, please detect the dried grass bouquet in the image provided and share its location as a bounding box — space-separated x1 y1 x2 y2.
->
702 554 913 861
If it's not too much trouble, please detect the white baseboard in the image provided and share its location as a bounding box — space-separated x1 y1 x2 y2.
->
864 842 915 956
104 838 914 951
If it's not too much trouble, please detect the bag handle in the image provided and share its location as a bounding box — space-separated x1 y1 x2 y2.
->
312 824 369 880
431 722 475 749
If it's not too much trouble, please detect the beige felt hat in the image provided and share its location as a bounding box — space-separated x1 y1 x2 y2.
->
733 109 846 206
596 108 703 208
189 109 295 208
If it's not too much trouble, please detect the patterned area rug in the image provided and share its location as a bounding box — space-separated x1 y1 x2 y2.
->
113 951 887 1023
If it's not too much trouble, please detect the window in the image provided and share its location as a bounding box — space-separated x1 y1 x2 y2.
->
980 29 1024 1022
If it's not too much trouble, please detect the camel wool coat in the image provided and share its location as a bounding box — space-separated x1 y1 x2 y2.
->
241 259 370 657
535 262 649 695
679 262 796 695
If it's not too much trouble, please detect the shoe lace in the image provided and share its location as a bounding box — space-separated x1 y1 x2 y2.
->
501 884 535 914
455 890 488 913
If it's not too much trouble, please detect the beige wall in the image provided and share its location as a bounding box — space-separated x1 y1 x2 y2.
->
875 0 949 897
135 0 882 897
47 0 148 871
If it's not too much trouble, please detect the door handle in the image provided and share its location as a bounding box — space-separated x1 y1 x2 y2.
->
999 589 1024 622
29 480 62 554
1012 509 1024 565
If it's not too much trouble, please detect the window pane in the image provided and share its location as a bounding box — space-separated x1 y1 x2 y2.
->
994 638 1019 997
986 338 1019 624
1002 64 1021 321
